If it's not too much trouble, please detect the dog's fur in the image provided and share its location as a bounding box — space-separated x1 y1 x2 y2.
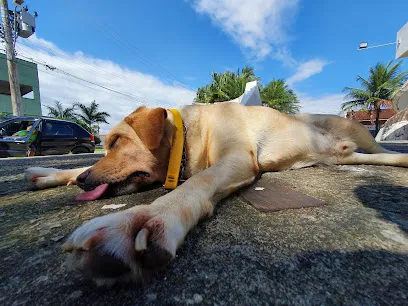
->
25 103 408 285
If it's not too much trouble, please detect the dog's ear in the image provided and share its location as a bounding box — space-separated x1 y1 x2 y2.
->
125 107 167 150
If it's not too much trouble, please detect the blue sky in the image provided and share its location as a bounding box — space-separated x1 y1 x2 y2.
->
10 0 408 131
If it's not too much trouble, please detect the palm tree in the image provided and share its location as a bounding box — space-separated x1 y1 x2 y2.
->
342 60 408 135
195 66 259 103
46 101 77 120
260 79 300 114
75 101 110 134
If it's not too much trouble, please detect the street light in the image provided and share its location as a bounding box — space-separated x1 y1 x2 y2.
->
358 42 368 50
357 41 398 51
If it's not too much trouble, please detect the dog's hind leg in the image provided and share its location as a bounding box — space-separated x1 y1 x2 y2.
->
294 114 399 154
345 119 399 154
336 152 408 167
25 166 91 189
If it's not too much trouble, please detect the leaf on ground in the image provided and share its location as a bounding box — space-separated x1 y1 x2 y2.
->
51 235 65 242
254 187 265 191
101 204 127 210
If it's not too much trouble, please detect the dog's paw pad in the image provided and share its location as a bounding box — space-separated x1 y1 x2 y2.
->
63 208 178 284
135 226 173 269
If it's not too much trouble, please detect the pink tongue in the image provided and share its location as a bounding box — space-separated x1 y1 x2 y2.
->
76 183 109 201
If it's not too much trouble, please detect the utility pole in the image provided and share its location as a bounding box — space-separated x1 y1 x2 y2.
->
1 0 23 115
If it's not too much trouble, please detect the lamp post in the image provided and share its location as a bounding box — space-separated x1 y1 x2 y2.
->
357 41 398 51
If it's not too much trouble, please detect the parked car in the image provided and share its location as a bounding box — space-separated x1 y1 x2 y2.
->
0 115 15 123
0 117 95 158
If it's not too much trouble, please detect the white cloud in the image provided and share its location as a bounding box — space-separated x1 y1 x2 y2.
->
297 92 345 115
190 0 299 60
16 36 196 134
189 1 330 85
286 59 332 86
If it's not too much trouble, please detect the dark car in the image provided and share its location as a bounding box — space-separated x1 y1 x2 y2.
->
0 117 95 158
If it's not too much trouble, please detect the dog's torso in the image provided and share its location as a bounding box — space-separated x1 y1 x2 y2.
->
181 103 375 178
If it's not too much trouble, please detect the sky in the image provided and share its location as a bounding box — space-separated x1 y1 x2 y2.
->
5 0 408 133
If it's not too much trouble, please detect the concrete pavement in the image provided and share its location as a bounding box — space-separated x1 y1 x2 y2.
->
1 151 408 305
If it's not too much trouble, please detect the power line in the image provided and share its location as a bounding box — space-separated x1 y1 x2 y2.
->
15 51 149 103
59 0 196 95
15 39 192 103
1 49 146 104
15 41 164 101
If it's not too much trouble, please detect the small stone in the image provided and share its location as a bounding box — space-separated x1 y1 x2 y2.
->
193 294 203 303
36 275 49 283
381 229 407 244
68 290 83 299
255 187 265 191
37 237 46 243
50 235 65 242
146 293 157 301
30 216 45 224
49 222 62 229
39 229 50 236
186 294 203 304
102 204 127 210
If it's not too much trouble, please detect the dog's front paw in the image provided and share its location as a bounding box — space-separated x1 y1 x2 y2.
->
62 205 184 286
25 167 61 188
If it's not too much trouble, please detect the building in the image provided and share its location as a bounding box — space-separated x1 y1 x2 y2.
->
229 81 262 106
193 81 262 106
392 80 408 111
391 21 408 111
0 53 42 116
345 100 396 131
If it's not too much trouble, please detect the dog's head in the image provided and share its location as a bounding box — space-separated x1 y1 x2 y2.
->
76 107 173 200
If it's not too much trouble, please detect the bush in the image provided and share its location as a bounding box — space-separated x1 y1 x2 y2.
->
94 135 101 145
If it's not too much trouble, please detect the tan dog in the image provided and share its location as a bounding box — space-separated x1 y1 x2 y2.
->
25 103 408 286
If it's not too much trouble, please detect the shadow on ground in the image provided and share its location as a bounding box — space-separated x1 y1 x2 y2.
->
355 182 408 233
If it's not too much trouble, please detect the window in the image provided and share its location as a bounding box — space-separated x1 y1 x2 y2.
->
0 120 36 137
44 122 73 136
74 124 91 137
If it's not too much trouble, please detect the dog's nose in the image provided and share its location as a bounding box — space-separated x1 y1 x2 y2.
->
76 169 91 189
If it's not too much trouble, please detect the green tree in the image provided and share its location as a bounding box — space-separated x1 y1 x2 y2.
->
260 79 300 114
45 101 77 120
195 66 259 103
75 101 110 134
342 60 408 135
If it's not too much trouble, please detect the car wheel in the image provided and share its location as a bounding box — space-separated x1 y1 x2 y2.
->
71 147 89 154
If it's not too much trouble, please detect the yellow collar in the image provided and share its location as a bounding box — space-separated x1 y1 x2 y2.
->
164 109 185 189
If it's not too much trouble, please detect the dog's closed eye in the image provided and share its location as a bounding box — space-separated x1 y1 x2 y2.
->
109 136 120 149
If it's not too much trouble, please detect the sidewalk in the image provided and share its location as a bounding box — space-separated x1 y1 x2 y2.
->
1 158 407 305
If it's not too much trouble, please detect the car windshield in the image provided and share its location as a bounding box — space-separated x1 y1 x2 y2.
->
0 119 38 137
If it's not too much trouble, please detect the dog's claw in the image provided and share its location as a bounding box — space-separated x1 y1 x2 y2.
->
135 228 148 251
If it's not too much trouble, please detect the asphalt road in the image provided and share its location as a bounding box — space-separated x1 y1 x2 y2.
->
1 149 408 305
0 153 104 196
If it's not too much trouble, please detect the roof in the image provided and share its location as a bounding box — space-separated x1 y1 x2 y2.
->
346 108 396 122
378 100 394 108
